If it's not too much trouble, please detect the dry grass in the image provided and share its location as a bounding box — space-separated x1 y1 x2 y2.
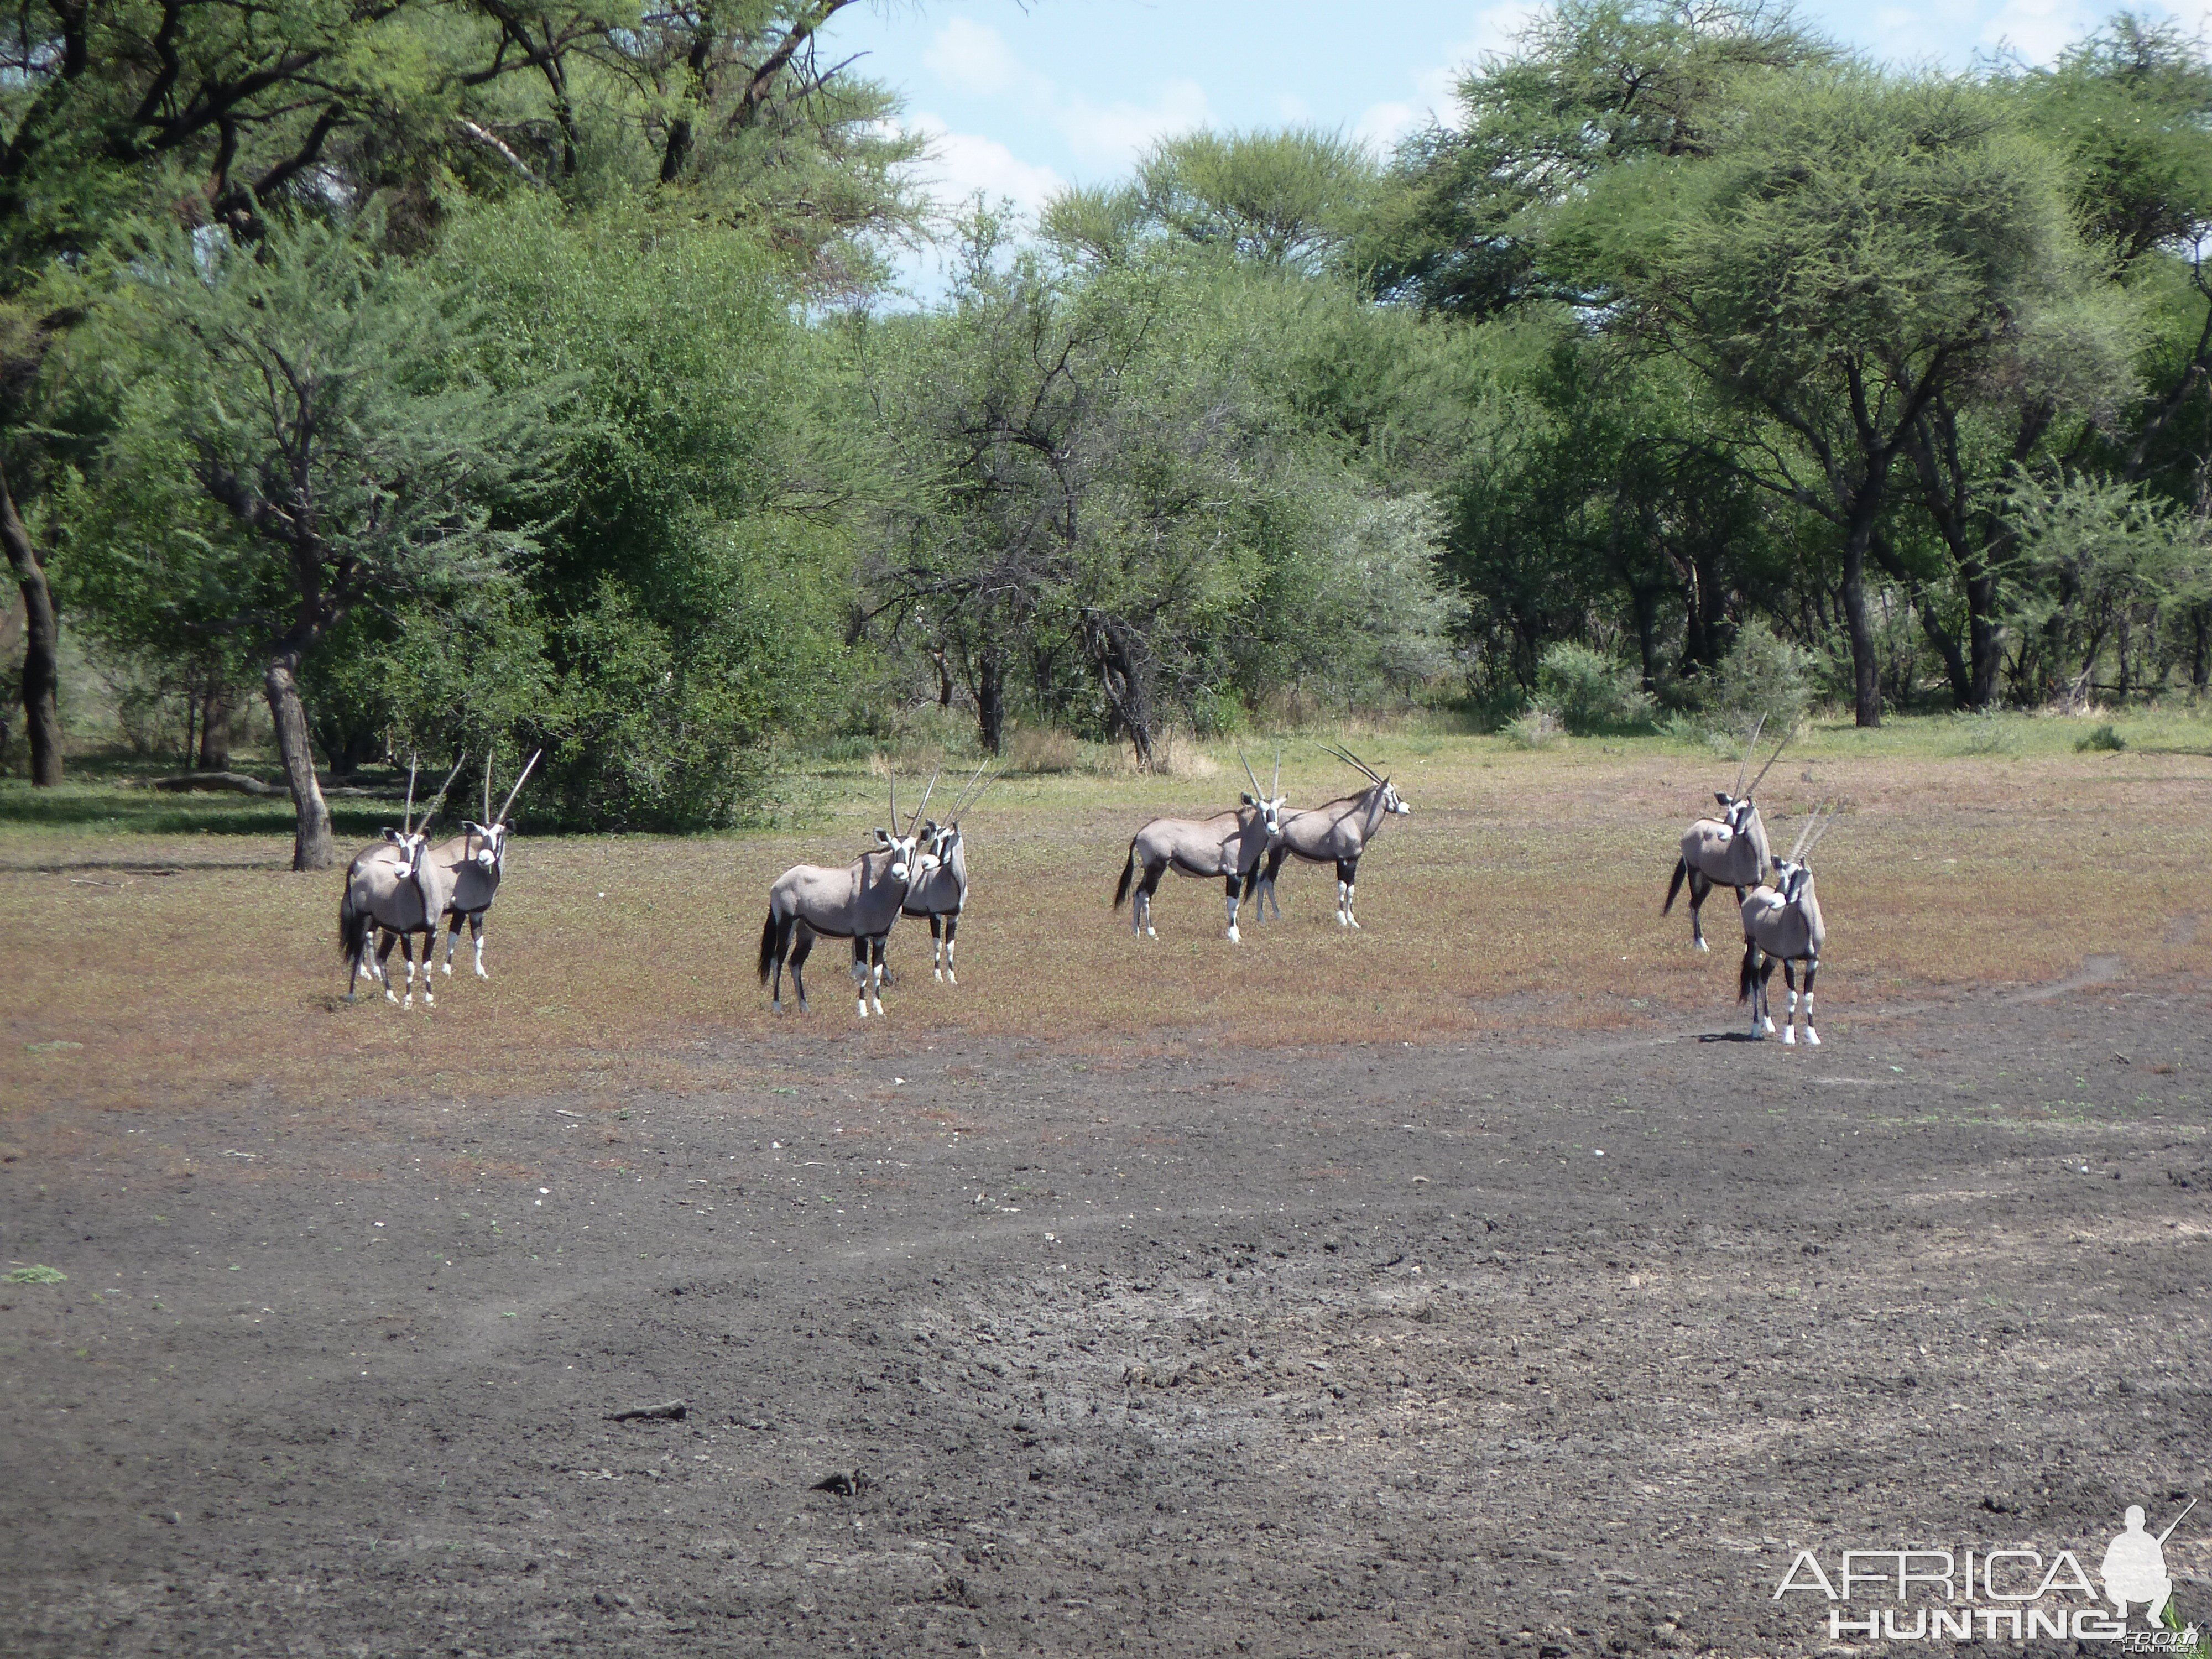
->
5 720 2211 1132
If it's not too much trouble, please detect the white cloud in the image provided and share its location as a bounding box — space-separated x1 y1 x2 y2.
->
922 17 1037 98
904 112 1067 214
915 17 1212 174
1978 0 2104 62
1055 80 1214 169
1353 2 1540 157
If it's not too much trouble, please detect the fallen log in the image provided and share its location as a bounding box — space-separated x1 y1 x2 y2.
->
149 771 283 797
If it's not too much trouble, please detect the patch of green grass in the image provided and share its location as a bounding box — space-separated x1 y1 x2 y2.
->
7 1265 66 1284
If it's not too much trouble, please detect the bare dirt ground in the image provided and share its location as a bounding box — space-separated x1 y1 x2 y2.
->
7 974 2212 1658
8 737 2212 1655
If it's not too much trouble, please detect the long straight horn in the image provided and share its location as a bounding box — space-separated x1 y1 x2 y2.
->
909 768 940 837
418 753 467 837
889 768 898 836
949 761 993 823
1801 804 1840 860
496 750 541 825
403 754 419 834
1237 745 1264 800
1745 718 1797 799
1787 806 1823 863
1332 742 1384 784
1735 714 1766 797
484 755 494 825
1318 742 1370 783
1271 747 1281 797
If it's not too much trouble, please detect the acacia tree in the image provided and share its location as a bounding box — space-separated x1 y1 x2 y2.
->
76 214 549 867
1573 71 2090 723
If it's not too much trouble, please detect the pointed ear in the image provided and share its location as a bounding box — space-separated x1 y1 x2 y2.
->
1714 792 1730 807
1241 791 1256 805
382 827 404 843
873 828 893 844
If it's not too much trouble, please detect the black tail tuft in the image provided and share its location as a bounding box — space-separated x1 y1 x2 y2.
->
1663 856 1688 916
1738 940 1760 1004
1113 838 1137 910
340 885 368 964
758 907 782 984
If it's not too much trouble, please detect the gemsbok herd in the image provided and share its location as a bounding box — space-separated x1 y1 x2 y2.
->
340 726 1839 1044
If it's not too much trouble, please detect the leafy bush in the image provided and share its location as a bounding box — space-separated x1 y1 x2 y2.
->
1535 644 1653 735
1699 620 1814 734
2076 722 2126 752
1505 706 1566 749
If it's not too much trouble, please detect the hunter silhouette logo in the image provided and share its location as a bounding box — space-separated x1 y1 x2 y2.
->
1775 1498 2199 1644
2103 1500 2192 1627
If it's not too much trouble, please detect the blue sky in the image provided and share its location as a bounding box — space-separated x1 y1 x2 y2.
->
818 0 2212 295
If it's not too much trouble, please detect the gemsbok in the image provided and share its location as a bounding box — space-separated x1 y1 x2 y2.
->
758 773 941 1018
339 755 465 1008
1111 749 1286 943
1738 806 1836 1045
889 761 993 986
1250 743 1411 928
432 749 541 980
1663 716 1794 951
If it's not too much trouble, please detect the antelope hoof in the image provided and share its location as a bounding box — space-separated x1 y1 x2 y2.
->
1782 1027 1797 1046
1348 915 1361 930
772 998 782 1013
872 998 884 1016
1227 926 1241 944
1804 1027 1821 1046
441 962 452 976
476 967 490 980
945 970 957 985
1761 1016 1775 1034
384 988 400 1006
1694 938 1709 953
856 999 868 1018
933 968 944 982
1146 926 1156 938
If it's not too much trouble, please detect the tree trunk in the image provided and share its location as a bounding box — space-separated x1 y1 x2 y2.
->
197 681 235 770
0 457 63 784
2192 603 2210 696
974 648 1005 755
1966 563 2001 708
1840 515 1881 727
264 649 335 870
1631 582 1661 692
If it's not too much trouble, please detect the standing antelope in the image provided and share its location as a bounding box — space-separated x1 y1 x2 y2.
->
433 749 540 979
338 755 465 1008
1738 806 1836 1045
1250 743 1411 928
758 773 941 1018
1663 717 1794 951
888 761 993 986
1111 750 1286 943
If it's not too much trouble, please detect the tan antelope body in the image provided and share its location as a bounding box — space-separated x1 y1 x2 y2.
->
1112 750 1286 943
758 773 940 1018
1736 808 1836 1045
354 752 541 987
1251 745 1410 928
1663 718 1792 950
338 756 465 1008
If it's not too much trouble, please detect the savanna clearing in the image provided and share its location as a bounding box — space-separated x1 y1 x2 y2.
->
5 719 2212 1657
